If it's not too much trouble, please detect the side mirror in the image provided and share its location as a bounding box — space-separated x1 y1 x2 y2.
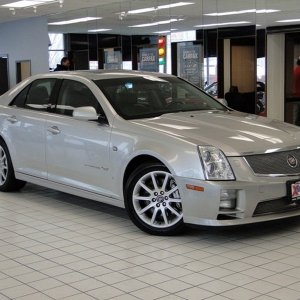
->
73 106 98 121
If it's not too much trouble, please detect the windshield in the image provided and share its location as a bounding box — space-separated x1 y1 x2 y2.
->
94 76 227 120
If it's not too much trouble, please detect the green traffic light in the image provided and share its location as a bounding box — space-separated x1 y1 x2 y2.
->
159 57 165 65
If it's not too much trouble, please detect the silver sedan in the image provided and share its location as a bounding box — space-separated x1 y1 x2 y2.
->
0 70 300 235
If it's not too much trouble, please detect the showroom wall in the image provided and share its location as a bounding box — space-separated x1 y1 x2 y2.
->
0 16 49 88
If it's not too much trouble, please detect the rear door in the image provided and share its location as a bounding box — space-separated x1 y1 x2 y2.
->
4 78 56 178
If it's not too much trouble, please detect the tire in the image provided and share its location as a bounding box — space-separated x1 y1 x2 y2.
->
125 163 185 235
0 140 26 192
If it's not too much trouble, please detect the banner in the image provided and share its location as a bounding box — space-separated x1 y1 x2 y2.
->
140 48 158 72
178 45 203 87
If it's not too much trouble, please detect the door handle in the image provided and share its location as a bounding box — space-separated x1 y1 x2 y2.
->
7 115 17 124
47 126 61 135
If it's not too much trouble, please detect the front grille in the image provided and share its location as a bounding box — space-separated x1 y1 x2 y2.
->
244 149 300 175
253 197 300 216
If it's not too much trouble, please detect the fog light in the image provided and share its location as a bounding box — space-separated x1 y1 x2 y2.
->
220 189 237 209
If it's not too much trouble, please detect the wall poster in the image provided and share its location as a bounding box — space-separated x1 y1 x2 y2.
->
178 44 203 87
139 48 158 72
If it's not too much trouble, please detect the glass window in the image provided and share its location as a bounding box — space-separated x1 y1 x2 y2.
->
11 79 55 109
20 79 56 111
49 33 65 71
56 80 102 116
10 85 30 107
95 76 226 120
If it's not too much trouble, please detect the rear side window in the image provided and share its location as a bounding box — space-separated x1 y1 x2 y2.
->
10 85 30 107
10 79 56 111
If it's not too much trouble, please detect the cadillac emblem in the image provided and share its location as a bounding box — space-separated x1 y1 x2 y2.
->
287 155 298 168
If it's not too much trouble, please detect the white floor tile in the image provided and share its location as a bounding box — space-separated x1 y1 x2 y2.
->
1 184 300 300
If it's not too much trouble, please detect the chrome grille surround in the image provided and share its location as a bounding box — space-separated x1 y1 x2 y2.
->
244 149 300 176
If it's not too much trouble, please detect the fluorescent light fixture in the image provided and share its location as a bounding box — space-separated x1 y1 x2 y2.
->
88 28 112 32
127 7 156 14
277 19 300 23
129 18 184 28
48 17 102 25
154 29 177 34
194 21 251 28
119 2 193 15
2 0 53 8
205 9 279 16
156 2 194 10
256 9 279 14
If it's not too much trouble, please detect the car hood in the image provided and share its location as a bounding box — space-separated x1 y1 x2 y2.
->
131 110 300 156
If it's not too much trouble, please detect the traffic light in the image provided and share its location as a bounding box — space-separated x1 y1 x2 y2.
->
158 36 166 65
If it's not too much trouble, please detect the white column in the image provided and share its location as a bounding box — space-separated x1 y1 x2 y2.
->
266 33 285 121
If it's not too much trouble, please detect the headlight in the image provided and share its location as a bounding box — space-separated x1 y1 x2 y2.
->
198 146 235 180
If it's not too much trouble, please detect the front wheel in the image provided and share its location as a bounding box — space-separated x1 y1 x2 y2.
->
125 163 184 235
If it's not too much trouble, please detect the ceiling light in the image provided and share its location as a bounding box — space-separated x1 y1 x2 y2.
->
3 1 44 8
129 18 184 28
277 19 300 23
118 2 194 15
205 9 279 16
2 0 53 8
88 28 112 32
48 17 102 25
127 7 156 14
154 29 177 34
157 2 194 10
256 9 279 14
194 21 251 28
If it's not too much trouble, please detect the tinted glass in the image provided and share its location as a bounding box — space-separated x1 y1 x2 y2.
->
94 76 227 120
10 85 30 107
24 79 56 111
56 79 102 116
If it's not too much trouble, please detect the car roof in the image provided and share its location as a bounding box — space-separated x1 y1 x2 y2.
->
39 70 176 81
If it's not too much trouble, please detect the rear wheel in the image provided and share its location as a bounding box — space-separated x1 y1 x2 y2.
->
125 163 184 235
0 141 26 192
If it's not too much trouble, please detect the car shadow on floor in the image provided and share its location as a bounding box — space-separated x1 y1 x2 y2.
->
18 183 300 239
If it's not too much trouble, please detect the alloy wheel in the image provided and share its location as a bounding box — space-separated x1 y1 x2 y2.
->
132 170 183 228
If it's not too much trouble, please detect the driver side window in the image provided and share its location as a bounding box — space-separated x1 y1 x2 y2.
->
56 80 102 116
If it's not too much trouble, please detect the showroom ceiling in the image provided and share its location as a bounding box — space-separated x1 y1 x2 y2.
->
0 0 300 35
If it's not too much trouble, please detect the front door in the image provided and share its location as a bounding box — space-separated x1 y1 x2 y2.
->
46 79 113 196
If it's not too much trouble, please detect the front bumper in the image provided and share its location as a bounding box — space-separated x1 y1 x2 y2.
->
175 174 300 227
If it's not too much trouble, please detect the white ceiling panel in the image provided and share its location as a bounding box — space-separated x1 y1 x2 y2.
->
0 0 299 35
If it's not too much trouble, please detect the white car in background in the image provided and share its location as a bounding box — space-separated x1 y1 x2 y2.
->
0 70 300 235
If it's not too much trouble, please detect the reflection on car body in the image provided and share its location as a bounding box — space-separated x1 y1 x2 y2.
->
0 70 300 235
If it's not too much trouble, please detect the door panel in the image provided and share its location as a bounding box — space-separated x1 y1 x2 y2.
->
46 115 112 196
4 108 47 178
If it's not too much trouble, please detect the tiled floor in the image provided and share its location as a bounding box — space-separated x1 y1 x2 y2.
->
0 184 300 300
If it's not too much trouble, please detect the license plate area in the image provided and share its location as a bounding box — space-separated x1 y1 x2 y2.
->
287 180 300 201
